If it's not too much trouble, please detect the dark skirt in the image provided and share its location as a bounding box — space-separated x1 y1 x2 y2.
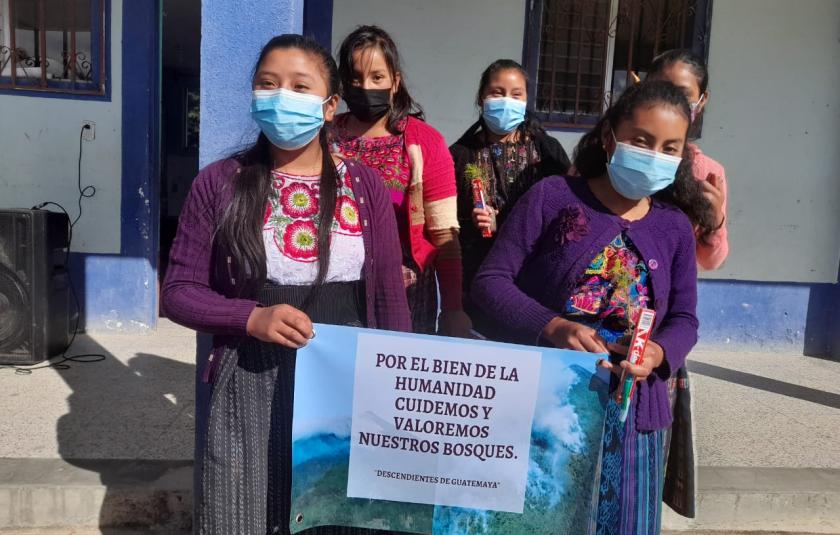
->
196 281 403 535
401 256 438 335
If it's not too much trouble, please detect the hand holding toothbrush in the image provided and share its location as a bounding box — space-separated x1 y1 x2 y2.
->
599 340 665 381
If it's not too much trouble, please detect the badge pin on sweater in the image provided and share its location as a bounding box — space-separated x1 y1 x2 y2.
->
465 163 496 238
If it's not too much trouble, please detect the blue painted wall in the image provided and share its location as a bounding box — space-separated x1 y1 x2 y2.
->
70 0 159 333
696 278 840 358
199 0 305 167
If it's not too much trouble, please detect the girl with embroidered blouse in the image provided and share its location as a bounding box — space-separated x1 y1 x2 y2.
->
331 25 472 337
161 35 410 535
450 59 571 336
471 81 717 535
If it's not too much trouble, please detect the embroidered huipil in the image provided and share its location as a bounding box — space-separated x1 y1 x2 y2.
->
262 163 364 285
564 233 651 343
332 116 411 240
332 114 463 312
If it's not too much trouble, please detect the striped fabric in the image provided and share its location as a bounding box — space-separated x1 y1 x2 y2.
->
596 400 666 535
196 282 404 535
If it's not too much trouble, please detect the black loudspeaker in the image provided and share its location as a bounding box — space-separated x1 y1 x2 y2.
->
0 209 73 365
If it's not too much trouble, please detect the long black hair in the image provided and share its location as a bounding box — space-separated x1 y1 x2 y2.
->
216 34 340 309
573 80 717 240
337 25 424 135
463 58 546 141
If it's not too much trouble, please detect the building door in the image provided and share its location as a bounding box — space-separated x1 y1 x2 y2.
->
159 0 200 290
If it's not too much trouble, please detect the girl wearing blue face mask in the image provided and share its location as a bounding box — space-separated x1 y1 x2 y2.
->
450 59 570 337
471 81 717 535
162 34 410 535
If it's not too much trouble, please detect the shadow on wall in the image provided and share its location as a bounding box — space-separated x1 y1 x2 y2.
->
804 265 840 361
54 334 195 531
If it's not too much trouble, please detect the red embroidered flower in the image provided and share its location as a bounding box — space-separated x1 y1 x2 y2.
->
263 203 272 225
282 220 319 260
335 195 362 234
343 169 353 189
280 182 318 218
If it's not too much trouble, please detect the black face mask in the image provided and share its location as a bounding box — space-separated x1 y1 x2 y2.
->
344 87 392 122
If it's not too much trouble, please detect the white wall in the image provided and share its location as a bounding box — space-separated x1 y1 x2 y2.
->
332 0 526 144
698 0 840 283
0 1 123 255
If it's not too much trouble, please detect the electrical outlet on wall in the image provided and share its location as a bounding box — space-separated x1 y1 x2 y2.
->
82 121 96 142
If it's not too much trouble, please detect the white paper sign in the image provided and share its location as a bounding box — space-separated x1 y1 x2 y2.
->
347 332 542 513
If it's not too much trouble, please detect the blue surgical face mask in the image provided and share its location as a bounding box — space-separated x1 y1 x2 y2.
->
250 88 330 150
482 97 527 135
606 133 682 200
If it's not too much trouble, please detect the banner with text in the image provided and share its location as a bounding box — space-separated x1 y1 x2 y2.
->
290 324 609 535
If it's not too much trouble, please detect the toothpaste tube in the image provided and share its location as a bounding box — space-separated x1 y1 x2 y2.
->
471 178 493 238
616 308 656 422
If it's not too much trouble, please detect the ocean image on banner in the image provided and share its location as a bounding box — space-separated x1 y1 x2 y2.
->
290 325 609 535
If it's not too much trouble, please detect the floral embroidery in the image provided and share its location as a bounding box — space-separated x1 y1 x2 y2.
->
472 139 541 212
264 166 362 264
281 219 319 261
335 195 362 234
263 203 272 226
555 204 589 245
280 182 318 218
333 116 411 195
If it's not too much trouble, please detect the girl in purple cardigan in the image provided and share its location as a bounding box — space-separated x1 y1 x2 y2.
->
161 35 409 535
472 81 716 535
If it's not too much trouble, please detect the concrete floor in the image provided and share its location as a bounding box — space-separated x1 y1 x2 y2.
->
2 320 839 468
0 320 196 461
1 320 839 533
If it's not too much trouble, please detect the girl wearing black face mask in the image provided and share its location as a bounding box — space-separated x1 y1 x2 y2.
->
332 25 472 338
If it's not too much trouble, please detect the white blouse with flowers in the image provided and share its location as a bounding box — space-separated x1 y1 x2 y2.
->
262 163 364 285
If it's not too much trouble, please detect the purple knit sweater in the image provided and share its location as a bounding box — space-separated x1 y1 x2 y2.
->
471 176 699 431
161 158 411 356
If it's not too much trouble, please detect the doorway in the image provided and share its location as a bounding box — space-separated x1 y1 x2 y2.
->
159 0 200 288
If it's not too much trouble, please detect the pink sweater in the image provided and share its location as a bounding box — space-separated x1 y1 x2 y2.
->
691 144 729 270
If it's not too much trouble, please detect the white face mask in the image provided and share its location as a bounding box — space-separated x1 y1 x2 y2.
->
689 94 705 123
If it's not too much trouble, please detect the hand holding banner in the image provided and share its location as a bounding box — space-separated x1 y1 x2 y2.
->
290 325 609 535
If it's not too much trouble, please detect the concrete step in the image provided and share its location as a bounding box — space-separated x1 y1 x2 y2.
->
0 459 191 532
662 466 840 534
0 530 189 534
1 459 838 533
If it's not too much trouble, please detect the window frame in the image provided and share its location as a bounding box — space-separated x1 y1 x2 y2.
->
523 0 714 131
0 0 110 100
